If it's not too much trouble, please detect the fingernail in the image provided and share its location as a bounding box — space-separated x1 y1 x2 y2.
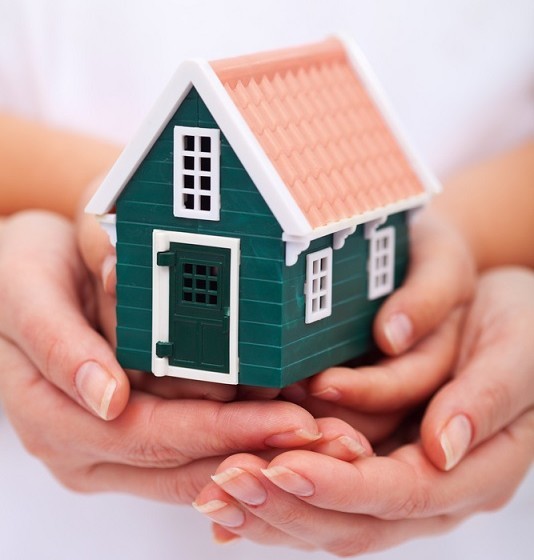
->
264 429 322 448
101 254 117 295
192 500 245 528
75 361 117 420
384 313 413 354
211 468 267 506
440 414 473 471
321 435 371 461
261 466 315 497
310 386 341 401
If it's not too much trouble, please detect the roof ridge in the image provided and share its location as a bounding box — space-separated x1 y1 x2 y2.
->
211 37 346 86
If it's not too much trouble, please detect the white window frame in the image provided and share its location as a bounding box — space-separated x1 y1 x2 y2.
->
173 126 220 221
305 248 333 324
367 226 395 300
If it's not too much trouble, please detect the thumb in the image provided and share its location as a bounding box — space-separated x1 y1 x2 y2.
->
76 177 117 297
374 212 475 355
421 333 533 472
421 268 534 471
0 212 129 420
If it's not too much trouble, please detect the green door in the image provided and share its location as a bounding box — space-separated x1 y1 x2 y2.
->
156 242 231 374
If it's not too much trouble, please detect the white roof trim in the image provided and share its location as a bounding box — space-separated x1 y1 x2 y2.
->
284 192 429 266
86 59 311 237
337 34 442 198
87 40 439 242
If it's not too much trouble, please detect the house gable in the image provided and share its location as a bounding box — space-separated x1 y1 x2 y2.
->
114 87 290 386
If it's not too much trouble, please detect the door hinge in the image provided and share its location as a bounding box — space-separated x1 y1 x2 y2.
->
157 250 176 267
156 341 174 358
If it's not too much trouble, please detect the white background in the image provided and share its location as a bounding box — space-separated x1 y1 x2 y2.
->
1 1 533 558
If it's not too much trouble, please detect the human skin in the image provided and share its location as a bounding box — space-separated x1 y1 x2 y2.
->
311 141 534 471
194 268 534 553
0 211 375 502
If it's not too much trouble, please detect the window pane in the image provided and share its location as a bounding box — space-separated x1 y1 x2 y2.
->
200 136 211 152
183 174 194 189
183 135 195 151
183 193 195 209
184 156 195 170
200 158 211 172
200 196 211 211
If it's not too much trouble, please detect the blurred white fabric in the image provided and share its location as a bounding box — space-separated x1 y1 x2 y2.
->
0 1 533 558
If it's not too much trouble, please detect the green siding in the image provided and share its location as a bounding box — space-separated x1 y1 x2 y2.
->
115 87 286 384
114 86 411 387
279 212 410 386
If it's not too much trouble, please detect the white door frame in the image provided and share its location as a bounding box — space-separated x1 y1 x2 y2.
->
151 229 240 384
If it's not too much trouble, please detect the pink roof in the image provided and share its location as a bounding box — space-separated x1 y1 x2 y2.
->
211 38 426 230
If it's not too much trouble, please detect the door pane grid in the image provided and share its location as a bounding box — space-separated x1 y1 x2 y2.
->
182 262 219 306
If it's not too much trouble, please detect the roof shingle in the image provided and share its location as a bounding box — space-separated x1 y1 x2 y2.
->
211 38 426 230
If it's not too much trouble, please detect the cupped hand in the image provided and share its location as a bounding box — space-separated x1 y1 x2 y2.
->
194 407 534 554
0 334 323 502
299 207 475 443
421 267 534 470
0 211 129 420
0 211 323 500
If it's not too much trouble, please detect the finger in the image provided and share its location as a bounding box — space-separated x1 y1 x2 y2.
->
374 212 475 355
194 455 319 549
262 409 534 520
0 212 129 420
127 368 239 402
421 268 534 470
308 308 463 412
0 340 322 470
294 396 404 443
76 177 117 296
309 417 373 460
201 453 457 555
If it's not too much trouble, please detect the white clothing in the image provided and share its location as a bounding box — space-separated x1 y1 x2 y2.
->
0 1 533 558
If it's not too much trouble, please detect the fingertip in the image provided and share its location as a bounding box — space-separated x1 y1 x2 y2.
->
421 399 474 472
74 360 130 420
101 254 117 297
105 372 131 420
380 311 415 355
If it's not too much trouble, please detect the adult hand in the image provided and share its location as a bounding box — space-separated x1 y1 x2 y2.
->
421 267 534 470
294 209 473 443
194 407 533 553
193 267 534 553
0 211 324 500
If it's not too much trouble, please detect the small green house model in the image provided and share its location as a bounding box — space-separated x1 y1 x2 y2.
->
86 37 439 387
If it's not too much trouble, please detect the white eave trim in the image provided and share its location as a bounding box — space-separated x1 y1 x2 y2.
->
284 192 429 265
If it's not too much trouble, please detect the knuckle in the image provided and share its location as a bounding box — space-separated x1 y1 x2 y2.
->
272 508 307 532
126 440 185 468
476 379 513 434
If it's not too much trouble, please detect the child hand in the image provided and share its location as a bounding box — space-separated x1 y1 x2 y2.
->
193 267 534 552
194 406 533 553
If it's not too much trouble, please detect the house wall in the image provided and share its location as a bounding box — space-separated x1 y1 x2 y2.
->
279 212 410 386
115 87 411 387
115 87 288 385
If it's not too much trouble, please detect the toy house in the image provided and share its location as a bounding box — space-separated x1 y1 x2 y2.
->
86 37 439 387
